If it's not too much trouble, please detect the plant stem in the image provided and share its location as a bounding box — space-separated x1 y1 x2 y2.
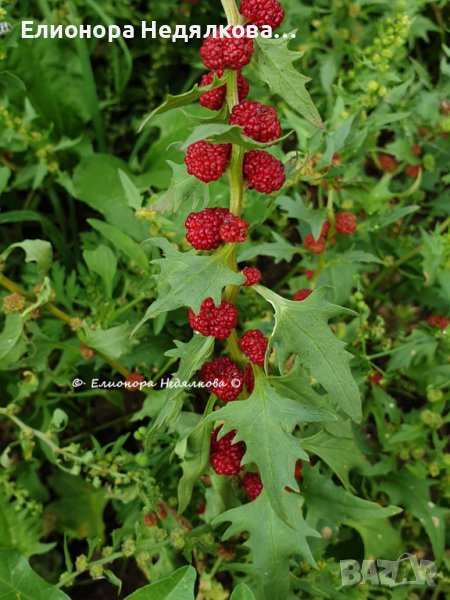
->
221 0 241 26
0 273 130 378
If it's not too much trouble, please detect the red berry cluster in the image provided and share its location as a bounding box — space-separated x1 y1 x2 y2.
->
185 208 249 250
199 357 243 400
210 426 246 475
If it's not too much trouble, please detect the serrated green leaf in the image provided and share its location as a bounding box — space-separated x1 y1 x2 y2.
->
238 232 302 263
139 75 226 131
87 218 149 272
302 465 402 532
123 565 196 600
254 35 323 129
133 335 214 437
134 239 245 331
181 123 293 151
276 194 327 240
302 420 370 489
378 468 448 562
214 491 320 599
254 286 362 422
0 549 68 599
0 495 55 558
359 205 419 231
208 368 334 520
1 239 52 276
150 161 209 214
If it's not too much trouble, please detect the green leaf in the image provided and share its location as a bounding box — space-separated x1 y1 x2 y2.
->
181 123 293 151
0 495 55 558
302 420 370 489
150 161 209 214
83 244 117 297
0 315 24 363
133 335 214 437
0 549 70 600
359 205 419 231
208 368 334 520
2 239 52 276
378 468 448 562
119 169 143 210
80 322 133 359
134 239 245 331
88 218 149 272
254 35 323 129
46 472 107 540
214 491 320 599
139 75 226 131
176 419 213 514
73 154 147 240
277 194 327 240
230 583 256 600
254 286 362 422
123 565 196 600
345 518 403 560
0 166 10 193
302 464 402 532
238 232 302 263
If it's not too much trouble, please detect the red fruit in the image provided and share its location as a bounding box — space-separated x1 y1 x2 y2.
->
189 298 238 339
304 234 326 254
230 101 282 143
242 266 261 286
378 153 399 173
427 315 450 331
321 220 331 237
125 372 145 392
411 143 421 157
240 0 285 30
80 343 95 360
239 329 268 366
185 207 230 250
199 356 244 401
219 214 249 243
185 141 231 183
199 70 249 111
335 212 357 235
405 164 420 178
243 150 285 193
210 427 246 475
243 472 263 500
294 289 312 301
144 511 158 527
368 371 383 387
200 28 254 71
244 364 255 394
305 270 315 280
295 460 303 479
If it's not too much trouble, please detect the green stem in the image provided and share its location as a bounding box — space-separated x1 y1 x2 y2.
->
221 0 241 25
